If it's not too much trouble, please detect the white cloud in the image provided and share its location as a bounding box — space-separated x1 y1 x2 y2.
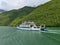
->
0 0 51 10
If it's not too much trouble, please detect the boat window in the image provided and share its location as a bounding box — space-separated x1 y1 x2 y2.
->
34 27 36 28
30 25 33 27
41 25 44 27
37 26 40 28
21 27 30 28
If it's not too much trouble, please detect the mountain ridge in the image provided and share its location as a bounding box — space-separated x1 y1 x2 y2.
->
10 0 60 27
0 6 35 26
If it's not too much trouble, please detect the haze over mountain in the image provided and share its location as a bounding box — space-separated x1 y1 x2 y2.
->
0 0 50 10
0 9 5 12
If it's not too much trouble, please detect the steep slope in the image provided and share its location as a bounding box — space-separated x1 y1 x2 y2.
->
0 6 35 26
11 0 60 26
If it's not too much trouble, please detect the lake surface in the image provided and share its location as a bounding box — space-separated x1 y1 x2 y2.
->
0 26 60 45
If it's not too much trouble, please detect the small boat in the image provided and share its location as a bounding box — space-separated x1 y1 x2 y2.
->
16 21 47 31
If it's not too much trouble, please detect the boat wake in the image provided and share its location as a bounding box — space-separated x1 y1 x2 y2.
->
45 30 60 34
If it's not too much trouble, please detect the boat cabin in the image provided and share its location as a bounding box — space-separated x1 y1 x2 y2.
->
40 24 47 31
19 21 37 28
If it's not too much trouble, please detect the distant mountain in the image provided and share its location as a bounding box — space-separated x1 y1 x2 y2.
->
0 9 5 12
0 6 35 26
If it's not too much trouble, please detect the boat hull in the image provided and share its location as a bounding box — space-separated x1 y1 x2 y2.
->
16 27 40 31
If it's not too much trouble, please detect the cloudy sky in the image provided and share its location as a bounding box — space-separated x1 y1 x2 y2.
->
0 0 50 11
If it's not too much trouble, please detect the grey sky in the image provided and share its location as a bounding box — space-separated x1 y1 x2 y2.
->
0 0 51 10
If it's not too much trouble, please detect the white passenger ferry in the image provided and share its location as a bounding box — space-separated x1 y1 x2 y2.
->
17 21 47 31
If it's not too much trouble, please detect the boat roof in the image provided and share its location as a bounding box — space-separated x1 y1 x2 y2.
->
22 21 35 25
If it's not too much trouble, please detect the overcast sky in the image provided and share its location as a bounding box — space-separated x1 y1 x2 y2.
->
0 0 51 11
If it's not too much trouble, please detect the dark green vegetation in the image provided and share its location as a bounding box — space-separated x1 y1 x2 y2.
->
0 6 35 26
10 0 60 26
0 26 60 45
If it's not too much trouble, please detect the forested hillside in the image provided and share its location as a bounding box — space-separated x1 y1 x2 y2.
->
0 6 35 26
0 0 60 27
10 0 60 27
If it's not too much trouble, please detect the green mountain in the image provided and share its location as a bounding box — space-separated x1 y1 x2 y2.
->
10 0 60 27
0 6 35 26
